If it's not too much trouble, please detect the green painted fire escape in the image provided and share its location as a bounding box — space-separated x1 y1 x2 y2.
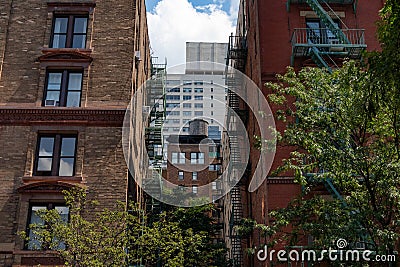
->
289 0 366 72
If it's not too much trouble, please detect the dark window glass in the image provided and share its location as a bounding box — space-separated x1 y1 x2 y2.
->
51 16 88 48
43 70 82 107
35 134 77 176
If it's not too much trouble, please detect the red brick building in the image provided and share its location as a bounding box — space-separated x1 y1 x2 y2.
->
0 0 150 265
223 0 383 266
164 119 222 206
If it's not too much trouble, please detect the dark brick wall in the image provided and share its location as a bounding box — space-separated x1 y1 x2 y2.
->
0 0 151 265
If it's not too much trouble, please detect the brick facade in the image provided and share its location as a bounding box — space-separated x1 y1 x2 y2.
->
223 1 383 266
0 0 150 266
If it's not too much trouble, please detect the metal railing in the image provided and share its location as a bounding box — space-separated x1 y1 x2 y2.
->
288 0 355 4
291 28 365 47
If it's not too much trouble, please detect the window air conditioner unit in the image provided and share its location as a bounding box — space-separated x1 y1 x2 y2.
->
142 106 150 114
135 51 141 61
45 99 58 106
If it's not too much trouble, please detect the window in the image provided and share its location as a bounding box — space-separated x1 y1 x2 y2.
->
212 181 217 190
211 103 213 108
166 111 180 116
183 95 192 100
211 88 214 93
43 70 83 107
192 172 198 180
51 15 88 48
172 152 185 164
166 95 180 100
168 87 180 92
183 103 192 108
182 119 190 124
166 80 180 86
209 164 221 171
194 96 203 100
211 95 214 99
211 111 214 116
178 171 184 180
306 19 340 45
192 185 198 194
166 103 180 108
194 103 203 108
195 111 203 116
183 80 192 85
172 119 180 124
183 111 192 116
182 127 189 132
194 88 203 93
26 203 69 250
194 80 203 85
191 152 204 164
35 134 77 176
183 88 192 93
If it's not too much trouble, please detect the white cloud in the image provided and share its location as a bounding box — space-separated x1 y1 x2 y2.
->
147 0 237 68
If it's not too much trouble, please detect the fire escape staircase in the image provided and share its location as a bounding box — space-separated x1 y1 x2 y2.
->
229 186 244 267
144 58 167 216
224 35 248 266
290 0 366 71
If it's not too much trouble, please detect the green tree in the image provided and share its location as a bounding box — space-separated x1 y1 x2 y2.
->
21 188 227 266
21 188 145 267
139 204 227 267
265 59 399 263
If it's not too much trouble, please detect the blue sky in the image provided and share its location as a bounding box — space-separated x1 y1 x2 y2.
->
146 0 232 14
146 0 239 67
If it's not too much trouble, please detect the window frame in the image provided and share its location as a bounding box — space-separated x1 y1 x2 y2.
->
25 202 70 250
178 171 184 180
34 134 78 177
43 69 83 107
190 152 205 164
192 185 198 194
50 14 89 49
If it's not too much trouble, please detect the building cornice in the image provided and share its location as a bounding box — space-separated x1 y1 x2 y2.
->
0 107 126 127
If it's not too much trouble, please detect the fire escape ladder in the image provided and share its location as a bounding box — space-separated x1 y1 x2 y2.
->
323 177 345 202
309 44 332 72
306 0 350 44
230 186 243 266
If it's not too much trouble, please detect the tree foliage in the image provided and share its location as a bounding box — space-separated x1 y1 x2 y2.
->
21 188 227 267
266 59 400 256
257 2 400 261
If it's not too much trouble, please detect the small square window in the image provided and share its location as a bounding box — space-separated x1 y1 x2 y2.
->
178 171 184 180
212 181 217 190
191 152 204 164
192 185 198 194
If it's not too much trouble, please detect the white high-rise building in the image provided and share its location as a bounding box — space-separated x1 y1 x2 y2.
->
162 42 228 142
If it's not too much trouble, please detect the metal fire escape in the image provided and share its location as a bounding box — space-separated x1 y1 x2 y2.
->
289 0 366 72
224 28 248 266
144 57 167 217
